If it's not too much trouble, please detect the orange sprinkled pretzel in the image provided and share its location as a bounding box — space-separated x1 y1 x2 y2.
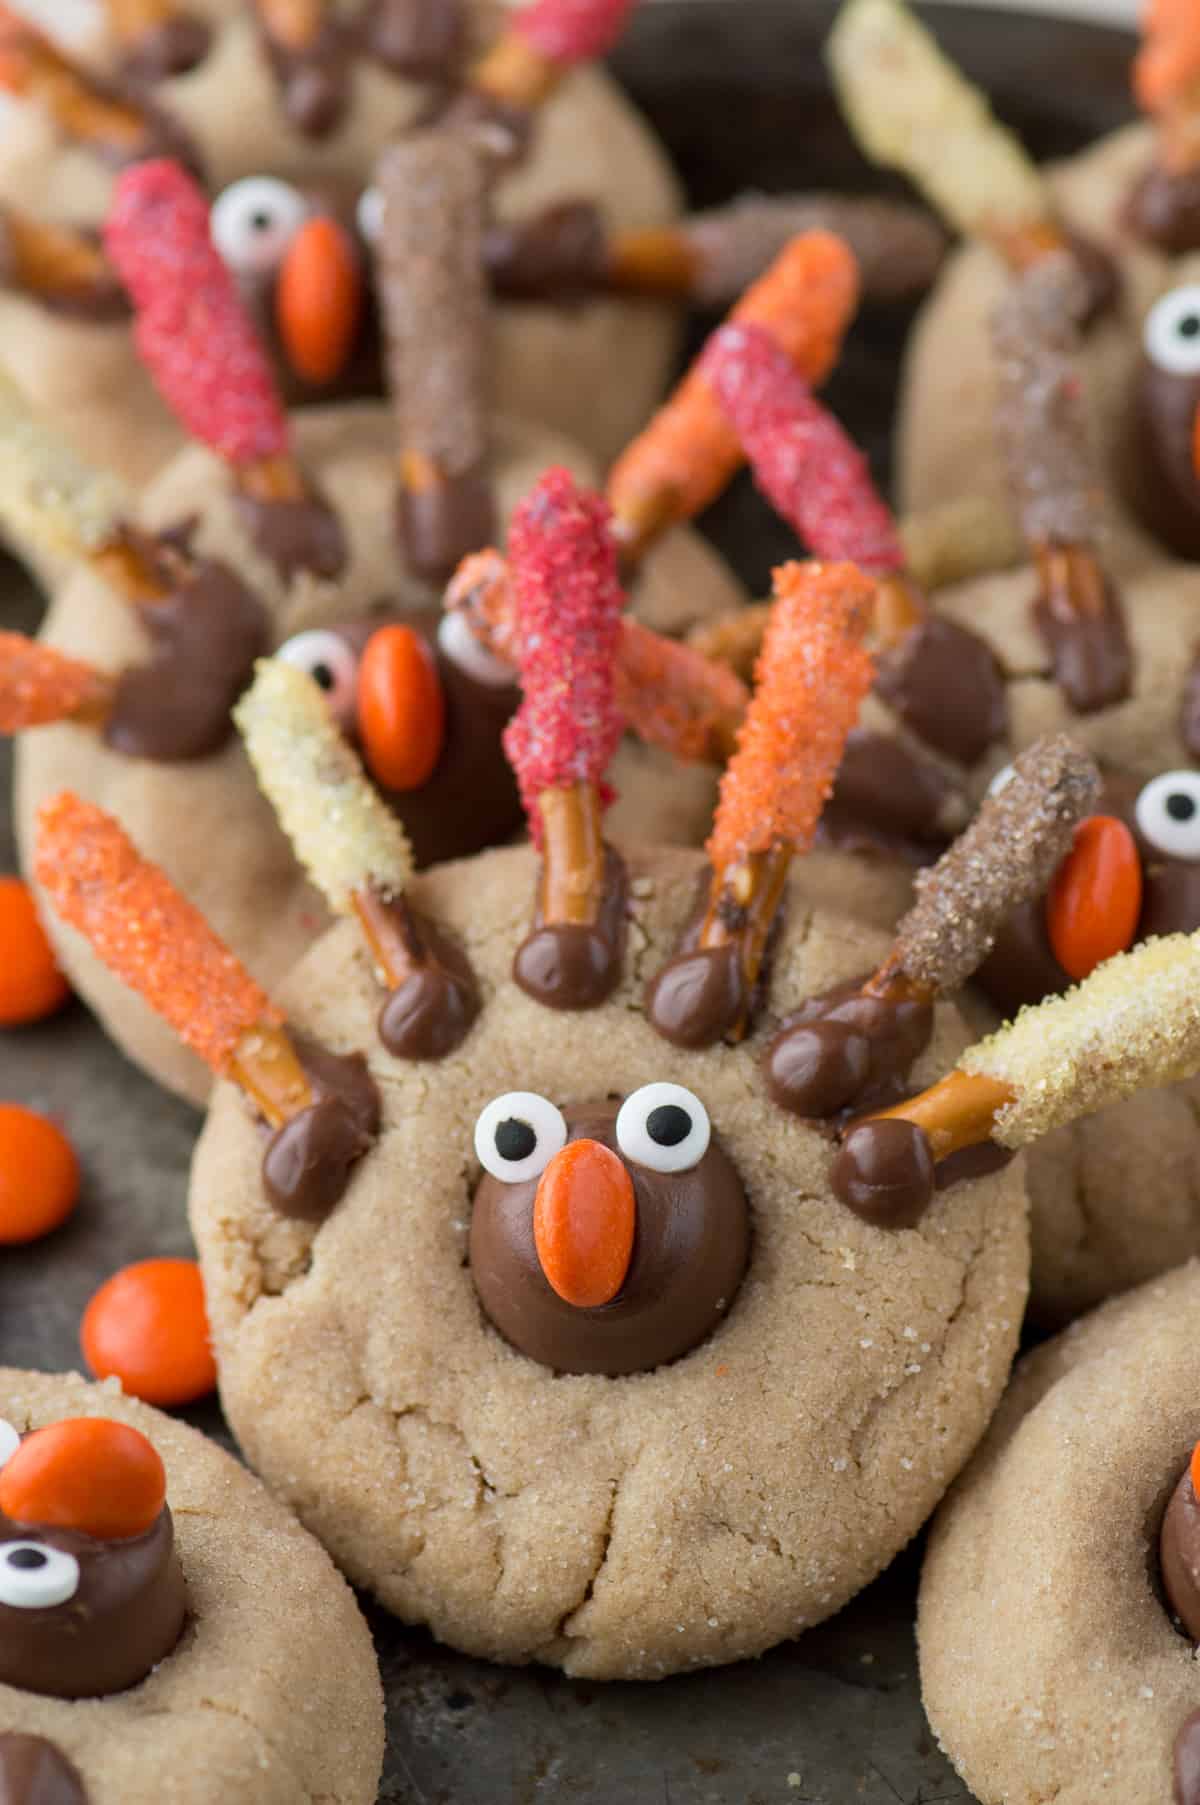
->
34 794 309 1126
606 232 861 560
0 6 163 162
0 634 115 732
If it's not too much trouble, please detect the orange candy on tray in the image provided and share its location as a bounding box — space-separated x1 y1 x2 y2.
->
0 1417 166 1540
82 1258 217 1407
0 1103 79 1244
0 875 71 1026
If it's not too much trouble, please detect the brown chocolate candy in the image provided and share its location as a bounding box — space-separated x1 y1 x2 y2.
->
1128 360 1200 563
395 466 496 585
0 1734 87 1805
258 17 352 138
357 892 480 1059
470 1101 750 1375
0 1506 185 1699
232 490 348 584
105 555 268 763
874 616 1009 767
1127 161 1200 257
1032 570 1133 716
262 1032 380 1221
1162 1460 1200 1644
1062 228 1122 330
830 1119 935 1227
484 201 609 302
358 0 463 79
764 977 933 1121
514 847 628 1011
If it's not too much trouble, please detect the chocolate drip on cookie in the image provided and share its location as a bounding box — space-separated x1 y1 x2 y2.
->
261 1031 381 1221
874 615 1009 768
764 976 934 1122
231 489 347 584
0 1734 88 1805
359 0 464 80
104 554 268 762
830 1118 937 1228
357 891 479 1058
484 201 609 301
514 845 628 1011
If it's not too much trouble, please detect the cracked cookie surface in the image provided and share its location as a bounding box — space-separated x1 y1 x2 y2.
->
189 840 1028 1679
0 1367 383 1804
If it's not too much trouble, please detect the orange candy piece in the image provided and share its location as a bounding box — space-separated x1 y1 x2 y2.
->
1046 815 1143 983
0 1104 79 1245
1191 1438 1200 1501
533 1138 635 1309
0 876 70 1026
81 1258 217 1407
275 215 362 387
0 1417 166 1540
1135 0 1200 115
357 624 446 792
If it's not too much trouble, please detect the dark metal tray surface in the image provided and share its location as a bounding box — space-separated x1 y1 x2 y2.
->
0 6 1136 1798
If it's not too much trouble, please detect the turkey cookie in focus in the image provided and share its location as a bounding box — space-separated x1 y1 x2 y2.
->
0 1367 382 1804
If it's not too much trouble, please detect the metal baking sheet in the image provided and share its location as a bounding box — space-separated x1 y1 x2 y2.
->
0 6 1135 1798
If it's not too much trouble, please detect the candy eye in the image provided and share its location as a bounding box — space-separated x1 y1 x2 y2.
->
474 1093 567 1183
437 612 514 688
1144 285 1200 377
211 177 308 274
356 185 384 247
275 631 359 730
0 1542 79 1610
1135 770 1200 859
0 1423 17 1471
615 1083 711 1174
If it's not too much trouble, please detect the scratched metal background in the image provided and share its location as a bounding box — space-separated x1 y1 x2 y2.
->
0 7 1134 1799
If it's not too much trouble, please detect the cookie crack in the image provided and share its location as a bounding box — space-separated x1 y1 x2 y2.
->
194 1695 316 1803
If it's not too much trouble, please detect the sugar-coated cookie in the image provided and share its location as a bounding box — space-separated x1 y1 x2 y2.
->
187 838 1028 1679
0 1366 383 1804
919 1262 1200 1805
14 403 743 1105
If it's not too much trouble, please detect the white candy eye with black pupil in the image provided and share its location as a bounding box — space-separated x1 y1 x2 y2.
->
474 1093 567 1183
1144 286 1200 377
0 1421 17 1471
615 1083 711 1174
211 176 308 275
356 185 384 247
0 1542 80 1609
1136 770 1200 859
275 631 359 731
437 612 514 688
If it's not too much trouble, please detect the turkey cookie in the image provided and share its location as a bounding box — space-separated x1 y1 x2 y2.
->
5 167 743 1103
32 541 1027 1678
832 0 1200 568
919 1261 1200 1805
0 0 683 490
0 1366 383 1804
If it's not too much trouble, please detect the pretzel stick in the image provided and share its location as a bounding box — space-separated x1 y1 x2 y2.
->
470 0 635 111
0 5 175 164
444 548 748 764
606 231 860 561
0 204 125 316
34 793 311 1127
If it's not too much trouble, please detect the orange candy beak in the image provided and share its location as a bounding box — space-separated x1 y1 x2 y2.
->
275 215 362 387
533 1139 636 1309
1045 814 1143 983
356 624 446 793
1192 399 1200 484
0 1417 166 1541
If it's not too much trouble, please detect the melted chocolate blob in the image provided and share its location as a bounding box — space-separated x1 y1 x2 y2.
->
0 1507 185 1700
232 490 347 583
1033 574 1133 716
0 1735 87 1805
484 201 608 302
875 616 1009 767
470 1101 750 1375
1161 1461 1200 1641
514 847 628 1011
396 467 496 584
262 1032 380 1221
646 942 746 1049
764 977 934 1121
359 0 463 79
1181 656 1200 764
105 556 267 762
1129 361 1200 562
119 14 212 82
1127 161 1200 256
259 19 352 137
824 728 956 860
1177 1709 1200 1805
1062 228 1122 330
830 1120 935 1228
358 892 479 1058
